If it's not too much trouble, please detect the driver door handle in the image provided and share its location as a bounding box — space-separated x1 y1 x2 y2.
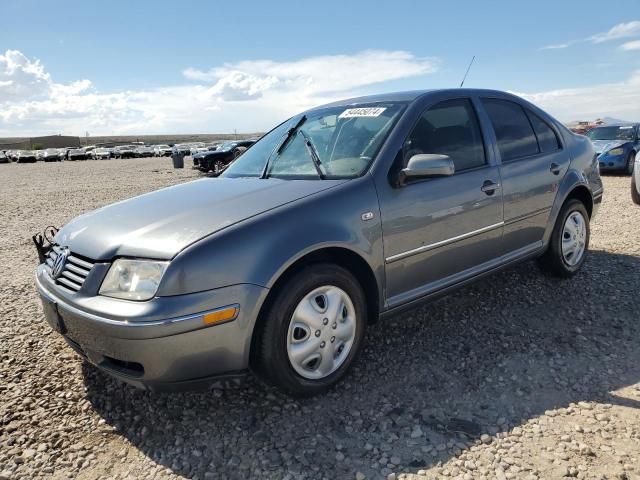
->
481 180 501 195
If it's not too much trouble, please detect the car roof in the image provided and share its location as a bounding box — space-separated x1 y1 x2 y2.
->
309 88 524 110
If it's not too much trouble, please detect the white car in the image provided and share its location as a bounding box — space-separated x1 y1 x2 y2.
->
93 148 111 160
154 145 172 157
632 152 640 205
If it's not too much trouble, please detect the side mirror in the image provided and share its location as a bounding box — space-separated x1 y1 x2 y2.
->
399 154 455 184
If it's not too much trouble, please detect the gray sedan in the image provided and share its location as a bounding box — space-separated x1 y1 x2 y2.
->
35 88 603 396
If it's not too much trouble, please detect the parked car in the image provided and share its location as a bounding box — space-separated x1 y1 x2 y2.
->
154 145 172 157
42 148 64 162
174 143 193 156
93 148 112 160
16 150 38 163
632 152 640 204
35 89 603 396
114 145 136 159
189 143 207 156
194 140 256 173
0 151 8 163
67 148 88 161
586 124 638 174
134 146 154 158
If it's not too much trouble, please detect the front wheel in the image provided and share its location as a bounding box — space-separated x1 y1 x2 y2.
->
213 160 225 173
254 264 366 397
626 151 635 175
632 174 640 205
539 199 590 277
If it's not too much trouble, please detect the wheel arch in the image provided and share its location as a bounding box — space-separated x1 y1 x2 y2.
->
543 171 595 247
565 184 594 218
249 246 380 368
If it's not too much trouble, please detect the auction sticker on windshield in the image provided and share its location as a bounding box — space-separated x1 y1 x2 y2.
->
339 107 387 118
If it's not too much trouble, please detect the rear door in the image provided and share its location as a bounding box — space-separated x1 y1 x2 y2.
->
480 98 569 255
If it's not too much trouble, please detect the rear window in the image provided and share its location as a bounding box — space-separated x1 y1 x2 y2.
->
482 99 539 161
526 110 561 153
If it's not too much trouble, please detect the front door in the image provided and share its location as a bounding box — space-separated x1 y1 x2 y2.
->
377 98 504 308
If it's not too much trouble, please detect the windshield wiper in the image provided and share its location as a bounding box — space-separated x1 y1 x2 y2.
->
297 129 325 179
261 115 307 178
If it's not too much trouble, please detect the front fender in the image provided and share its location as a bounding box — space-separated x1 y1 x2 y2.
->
157 176 384 299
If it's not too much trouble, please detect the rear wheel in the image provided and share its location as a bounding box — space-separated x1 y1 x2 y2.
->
539 199 590 277
254 263 366 397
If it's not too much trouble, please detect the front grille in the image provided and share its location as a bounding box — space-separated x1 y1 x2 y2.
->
45 245 95 292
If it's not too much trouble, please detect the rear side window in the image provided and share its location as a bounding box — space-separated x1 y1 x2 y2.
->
526 110 561 153
482 99 539 161
405 98 486 172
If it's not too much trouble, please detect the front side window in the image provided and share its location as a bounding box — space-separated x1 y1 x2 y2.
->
482 99 539 161
404 98 486 172
222 103 406 179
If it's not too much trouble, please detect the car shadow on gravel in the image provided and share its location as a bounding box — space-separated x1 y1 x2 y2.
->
82 249 640 479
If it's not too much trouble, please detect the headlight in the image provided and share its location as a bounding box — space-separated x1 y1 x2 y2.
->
608 148 624 156
99 259 168 301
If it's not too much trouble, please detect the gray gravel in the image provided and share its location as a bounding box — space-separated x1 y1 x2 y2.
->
1 158 639 480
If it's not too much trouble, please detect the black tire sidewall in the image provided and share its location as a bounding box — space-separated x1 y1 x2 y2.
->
632 175 640 205
259 264 367 396
627 152 635 175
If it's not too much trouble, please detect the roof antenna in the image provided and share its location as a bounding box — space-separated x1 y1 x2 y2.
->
459 55 476 88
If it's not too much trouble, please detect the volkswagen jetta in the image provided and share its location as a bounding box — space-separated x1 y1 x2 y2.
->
35 89 603 396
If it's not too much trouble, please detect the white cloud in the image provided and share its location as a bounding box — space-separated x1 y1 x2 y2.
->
0 50 52 102
515 70 640 122
0 49 437 136
540 42 572 50
542 20 640 50
620 39 640 51
590 20 640 43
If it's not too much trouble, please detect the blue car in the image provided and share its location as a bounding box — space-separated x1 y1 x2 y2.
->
587 124 638 174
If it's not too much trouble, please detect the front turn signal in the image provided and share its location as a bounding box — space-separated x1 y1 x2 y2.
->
203 305 239 326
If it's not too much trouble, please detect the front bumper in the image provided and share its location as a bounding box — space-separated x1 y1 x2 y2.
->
597 153 627 171
35 264 268 391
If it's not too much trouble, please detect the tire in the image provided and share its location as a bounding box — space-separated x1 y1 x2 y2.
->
626 151 635 175
254 263 367 397
632 175 640 205
539 199 590 278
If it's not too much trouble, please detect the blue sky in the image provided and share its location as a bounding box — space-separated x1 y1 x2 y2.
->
2 0 640 135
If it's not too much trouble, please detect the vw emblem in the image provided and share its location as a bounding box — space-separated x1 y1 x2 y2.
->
51 248 69 279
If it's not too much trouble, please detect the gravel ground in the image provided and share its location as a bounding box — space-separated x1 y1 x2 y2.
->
1 158 639 480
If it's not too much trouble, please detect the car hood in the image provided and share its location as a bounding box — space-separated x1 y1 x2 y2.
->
591 139 630 154
194 150 227 159
55 177 347 261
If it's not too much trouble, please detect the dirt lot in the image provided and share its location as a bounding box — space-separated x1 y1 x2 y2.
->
0 158 639 480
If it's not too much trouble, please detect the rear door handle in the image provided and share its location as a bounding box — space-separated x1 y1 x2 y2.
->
481 180 501 195
550 163 561 175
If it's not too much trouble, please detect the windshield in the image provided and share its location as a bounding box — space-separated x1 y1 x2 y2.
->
222 103 406 179
217 142 237 152
587 126 636 141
